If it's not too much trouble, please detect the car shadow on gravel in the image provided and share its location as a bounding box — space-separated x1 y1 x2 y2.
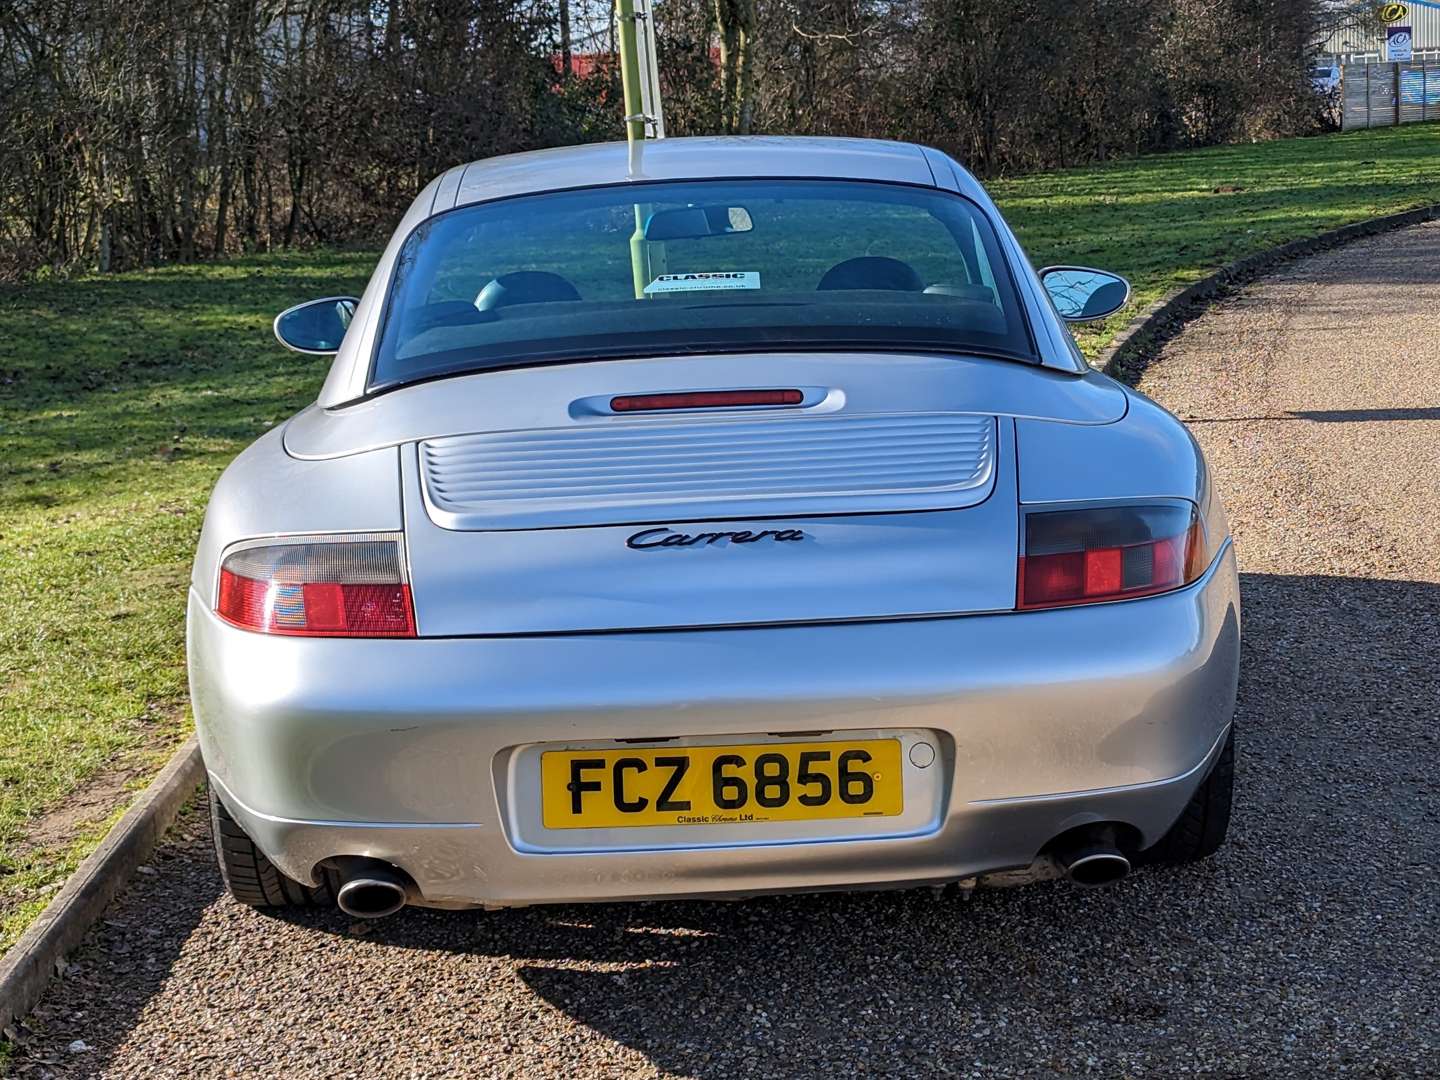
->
13 572 1439 1077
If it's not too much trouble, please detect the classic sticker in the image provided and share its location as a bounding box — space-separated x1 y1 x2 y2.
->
644 271 760 294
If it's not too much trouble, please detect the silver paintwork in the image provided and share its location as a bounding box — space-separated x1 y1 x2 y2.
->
189 429 400 598
1015 388 1230 540
285 352 1127 460
191 543 1237 905
399 422 1021 634
188 136 1240 909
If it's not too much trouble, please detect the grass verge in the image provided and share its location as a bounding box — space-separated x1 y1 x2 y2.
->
1 123 1438 957
0 252 374 955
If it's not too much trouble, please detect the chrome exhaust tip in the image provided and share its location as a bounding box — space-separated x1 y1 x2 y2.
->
333 858 410 919
1055 825 1132 888
1063 849 1132 888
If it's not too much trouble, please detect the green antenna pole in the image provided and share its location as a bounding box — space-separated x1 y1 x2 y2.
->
617 0 650 299
616 0 647 148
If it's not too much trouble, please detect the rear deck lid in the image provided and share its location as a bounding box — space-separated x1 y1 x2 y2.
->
402 412 1020 635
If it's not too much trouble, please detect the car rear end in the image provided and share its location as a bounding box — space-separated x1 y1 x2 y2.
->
190 139 1239 913
191 362 1239 910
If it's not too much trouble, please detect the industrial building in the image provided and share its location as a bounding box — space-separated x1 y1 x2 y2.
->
1317 1 1440 62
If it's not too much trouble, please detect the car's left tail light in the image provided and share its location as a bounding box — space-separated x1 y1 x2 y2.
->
215 533 415 637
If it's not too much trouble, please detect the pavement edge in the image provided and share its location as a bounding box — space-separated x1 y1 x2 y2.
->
0 736 204 1038
1094 202 1440 382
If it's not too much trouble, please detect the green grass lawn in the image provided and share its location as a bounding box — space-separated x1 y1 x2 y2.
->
1 123 1438 957
0 252 374 951
990 123 1440 352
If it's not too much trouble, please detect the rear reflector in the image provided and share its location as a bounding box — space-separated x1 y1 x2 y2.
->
215 533 415 637
1018 503 1207 610
611 389 803 412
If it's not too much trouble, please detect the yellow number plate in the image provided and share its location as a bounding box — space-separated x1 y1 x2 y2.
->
540 740 903 829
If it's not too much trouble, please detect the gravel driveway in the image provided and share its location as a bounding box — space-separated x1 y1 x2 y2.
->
9 222 1440 1079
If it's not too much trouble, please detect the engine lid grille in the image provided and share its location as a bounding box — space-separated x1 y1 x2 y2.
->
419 411 997 530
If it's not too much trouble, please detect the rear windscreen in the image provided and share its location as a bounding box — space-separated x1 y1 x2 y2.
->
370 178 1035 393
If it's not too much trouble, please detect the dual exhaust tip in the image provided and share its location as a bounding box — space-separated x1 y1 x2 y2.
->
1054 824 1132 888
333 857 412 919
330 825 1133 916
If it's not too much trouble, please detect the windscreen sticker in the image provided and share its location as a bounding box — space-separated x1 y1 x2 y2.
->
644 271 760 295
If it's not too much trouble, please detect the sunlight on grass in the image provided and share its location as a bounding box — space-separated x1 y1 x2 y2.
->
0 250 374 951
991 125 1440 354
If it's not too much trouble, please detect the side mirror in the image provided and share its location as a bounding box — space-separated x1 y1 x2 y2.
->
273 296 359 354
1038 267 1131 322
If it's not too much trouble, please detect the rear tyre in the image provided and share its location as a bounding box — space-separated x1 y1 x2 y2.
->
209 785 334 908
1143 725 1235 865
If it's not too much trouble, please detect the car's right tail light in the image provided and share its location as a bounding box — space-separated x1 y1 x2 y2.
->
1018 502 1210 610
215 533 415 637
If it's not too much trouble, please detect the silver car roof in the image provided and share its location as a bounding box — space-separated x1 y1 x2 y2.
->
316 137 1083 406
427 137 954 212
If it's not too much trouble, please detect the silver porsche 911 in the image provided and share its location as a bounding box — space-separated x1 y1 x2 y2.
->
189 136 1239 919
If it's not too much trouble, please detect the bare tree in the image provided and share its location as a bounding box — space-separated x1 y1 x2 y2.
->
0 0 1332 280
715 0 756 132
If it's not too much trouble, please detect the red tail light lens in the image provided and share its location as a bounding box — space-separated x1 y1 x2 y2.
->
1018 503 1207 610
215 534 415 637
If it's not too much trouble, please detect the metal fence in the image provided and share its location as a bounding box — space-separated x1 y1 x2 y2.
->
1342 61 1440 129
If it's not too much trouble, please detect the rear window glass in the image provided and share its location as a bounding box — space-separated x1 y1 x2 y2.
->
371 179 1033 393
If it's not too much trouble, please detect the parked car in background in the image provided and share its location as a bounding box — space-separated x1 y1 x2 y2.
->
1310 61 1341 95
1311 60 1342 123
189 137 1240 920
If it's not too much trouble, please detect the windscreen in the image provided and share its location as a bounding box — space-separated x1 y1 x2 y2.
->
370 179 1034 393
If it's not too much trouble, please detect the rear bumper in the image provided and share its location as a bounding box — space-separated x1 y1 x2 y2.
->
189 543 1240 907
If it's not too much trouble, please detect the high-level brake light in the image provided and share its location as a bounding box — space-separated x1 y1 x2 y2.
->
611 389 803 412
1018 503 1209 610
215 533 415 637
